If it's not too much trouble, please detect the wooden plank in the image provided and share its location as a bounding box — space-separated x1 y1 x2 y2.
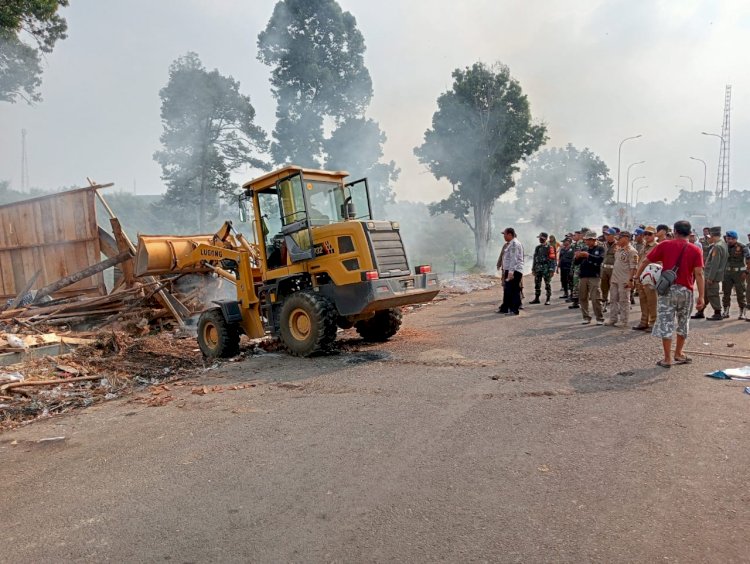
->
0 185 114 212
94 190 184 326
98 227 119 258
111 218 135 286
3 269 41 311
32 249 132 303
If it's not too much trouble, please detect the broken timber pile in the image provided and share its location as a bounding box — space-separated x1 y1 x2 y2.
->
0 180 201 336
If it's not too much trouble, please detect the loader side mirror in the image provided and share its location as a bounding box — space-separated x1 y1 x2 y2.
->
341 196 356 220
238 196 248 223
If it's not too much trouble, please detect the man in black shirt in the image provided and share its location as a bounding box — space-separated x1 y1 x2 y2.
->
558 238 574 299
574 231 606 324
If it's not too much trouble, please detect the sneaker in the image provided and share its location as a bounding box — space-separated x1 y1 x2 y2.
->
528 298 541 304
690 311 705 319
568 303 580 309
631 324 649 331
596 319 605 325
581 319 592 325
544 298 551 305
706 311 723 321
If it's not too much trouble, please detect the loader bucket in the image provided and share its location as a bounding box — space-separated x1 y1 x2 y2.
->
135 234 216 277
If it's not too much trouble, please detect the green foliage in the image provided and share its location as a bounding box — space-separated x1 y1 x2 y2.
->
257 0 372 166
323 117 398 219
415 62 547 268
153 52 268 232
514 144 613 234
0 0 68 104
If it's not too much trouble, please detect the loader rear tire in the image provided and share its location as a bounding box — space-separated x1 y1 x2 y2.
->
355 308 402 342
279 292 337 356
197 308 240 358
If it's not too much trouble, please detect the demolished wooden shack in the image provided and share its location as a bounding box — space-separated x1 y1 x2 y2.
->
0 182 196 336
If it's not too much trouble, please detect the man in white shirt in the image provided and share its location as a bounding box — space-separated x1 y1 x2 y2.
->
497 227 524 316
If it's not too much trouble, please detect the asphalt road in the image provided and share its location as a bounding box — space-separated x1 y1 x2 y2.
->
2 280 749 563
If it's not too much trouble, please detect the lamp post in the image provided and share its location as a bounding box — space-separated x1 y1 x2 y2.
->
635 185 648 207
616 134 642 205
679 175 694 191
689 156 707 204
630 175 645 208
633 185 649 223
701 131 724 193
625 160 645 210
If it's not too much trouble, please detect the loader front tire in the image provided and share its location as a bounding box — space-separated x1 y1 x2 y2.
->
279 292 337 356
355 308 402 342
197 308 240 358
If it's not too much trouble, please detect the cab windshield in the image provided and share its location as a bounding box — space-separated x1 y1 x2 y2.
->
305 179 372 225
305 180 345 226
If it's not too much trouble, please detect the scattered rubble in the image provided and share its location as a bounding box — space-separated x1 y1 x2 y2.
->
440 274 501 295
0 330 212 430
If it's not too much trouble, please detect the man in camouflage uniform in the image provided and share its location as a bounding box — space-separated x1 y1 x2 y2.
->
721 230 750 319
568 229 588 309
529 232 557 305
703 226 729 321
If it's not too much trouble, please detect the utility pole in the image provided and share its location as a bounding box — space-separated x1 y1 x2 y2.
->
21 129 30 192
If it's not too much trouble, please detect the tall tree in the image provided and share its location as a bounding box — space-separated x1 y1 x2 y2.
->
0 0 68 104
257 0 373 167
415 62 547 268
153 53 268 232
515 144 613 234
323 117 398 218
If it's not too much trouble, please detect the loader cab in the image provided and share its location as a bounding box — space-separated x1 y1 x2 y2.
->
243 166 372 273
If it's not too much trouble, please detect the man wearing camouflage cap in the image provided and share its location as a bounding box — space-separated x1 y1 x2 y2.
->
721 230 750 319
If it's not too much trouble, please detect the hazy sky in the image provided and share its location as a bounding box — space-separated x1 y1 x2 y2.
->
1 0 748 208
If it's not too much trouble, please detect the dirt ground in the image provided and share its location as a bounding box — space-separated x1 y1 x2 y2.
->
2 277 749 563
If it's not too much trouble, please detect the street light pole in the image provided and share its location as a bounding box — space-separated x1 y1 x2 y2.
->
679 175 694 191
630 175 645 208
616 134 642 205
625 160 645 210
689 156 707 204
634 186 648 217
701 131 724 192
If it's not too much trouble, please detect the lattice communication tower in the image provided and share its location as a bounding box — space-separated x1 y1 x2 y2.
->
715 85 731 200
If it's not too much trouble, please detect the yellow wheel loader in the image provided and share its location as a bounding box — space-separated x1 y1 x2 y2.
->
135 166 439 357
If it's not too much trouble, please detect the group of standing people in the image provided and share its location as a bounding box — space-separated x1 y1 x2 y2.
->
495 221 750 367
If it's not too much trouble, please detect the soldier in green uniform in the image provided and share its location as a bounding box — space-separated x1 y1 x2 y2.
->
529 232 557 305
703 226 729 321
721 230 750 319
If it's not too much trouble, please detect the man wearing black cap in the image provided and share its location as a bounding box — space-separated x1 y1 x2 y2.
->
702 226 728 320
722 230 750 319
575 231 605 324
529 232 557 305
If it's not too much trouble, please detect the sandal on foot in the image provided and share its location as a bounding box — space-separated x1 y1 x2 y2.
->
674 355 692 365
656 360 672 368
